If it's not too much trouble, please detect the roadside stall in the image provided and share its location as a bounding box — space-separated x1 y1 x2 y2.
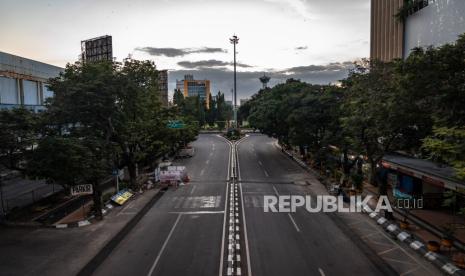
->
159 165 189 187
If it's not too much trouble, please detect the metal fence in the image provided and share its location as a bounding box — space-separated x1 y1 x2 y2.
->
2 183 61 214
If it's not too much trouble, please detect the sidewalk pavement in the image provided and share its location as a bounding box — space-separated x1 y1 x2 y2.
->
0 187 161 276
285 145 465 251
363 182 465 264
277 143 459 275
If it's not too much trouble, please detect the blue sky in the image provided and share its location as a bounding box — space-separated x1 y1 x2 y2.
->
0 0 370 100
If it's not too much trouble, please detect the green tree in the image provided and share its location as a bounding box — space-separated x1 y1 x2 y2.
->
0 108 38 171
173 89 184 106
341 61 430 192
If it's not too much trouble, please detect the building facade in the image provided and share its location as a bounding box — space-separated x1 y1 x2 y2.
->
0 51 63 111
403 0 465 57
157 70 168 106
370 0 404 61
371 0 465 61
371 0 465 203
176 74 211 108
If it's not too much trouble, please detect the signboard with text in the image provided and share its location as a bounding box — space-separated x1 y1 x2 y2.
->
71 184 93 196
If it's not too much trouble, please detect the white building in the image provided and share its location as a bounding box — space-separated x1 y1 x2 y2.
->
370 0 465 61
404 0 465 57
0 52 63 112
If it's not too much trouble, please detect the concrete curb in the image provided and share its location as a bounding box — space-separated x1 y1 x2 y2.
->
77 187 166 276
275 142 465 275
364 209 465 275
53 203 114 229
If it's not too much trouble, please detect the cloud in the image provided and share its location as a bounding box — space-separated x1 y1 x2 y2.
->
135 47 227 57
295 46 308 50
168 61 355 102
283 61 353 74
177 59 253 69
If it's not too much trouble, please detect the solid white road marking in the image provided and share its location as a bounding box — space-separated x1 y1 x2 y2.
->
288 213 301 232
237 137 253 276
318 268 326 276
169 211 224 215
219 140 232 276
264 170 269 177
272 185 280 196
272 185 301 232
190 185 196 195
147 214 182 276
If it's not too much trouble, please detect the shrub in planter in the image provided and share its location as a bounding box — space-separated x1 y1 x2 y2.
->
441 224 455 248
427 241 440 252
351 173 364 191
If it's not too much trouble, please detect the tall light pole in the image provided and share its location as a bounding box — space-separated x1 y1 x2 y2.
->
229 34 239 128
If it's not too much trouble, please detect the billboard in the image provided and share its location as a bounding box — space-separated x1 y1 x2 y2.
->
81 35 113 62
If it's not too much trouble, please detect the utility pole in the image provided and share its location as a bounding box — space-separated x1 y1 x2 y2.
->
229 34 239 128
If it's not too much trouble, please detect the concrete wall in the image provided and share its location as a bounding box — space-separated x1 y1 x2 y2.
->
405 0 465 57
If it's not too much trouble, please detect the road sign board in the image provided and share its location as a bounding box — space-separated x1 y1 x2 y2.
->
71 184 93 196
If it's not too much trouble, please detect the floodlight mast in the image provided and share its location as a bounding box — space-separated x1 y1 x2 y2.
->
229 35 239 128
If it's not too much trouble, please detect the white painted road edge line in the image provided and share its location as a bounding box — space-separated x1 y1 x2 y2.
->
272 184 301 233
190 185 196 195
219 140 232 276
287 213 301 232
147 213 182 276
236 137 252 276
318 268 326 276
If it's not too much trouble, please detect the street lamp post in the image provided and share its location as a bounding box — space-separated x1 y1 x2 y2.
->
229 35 239 128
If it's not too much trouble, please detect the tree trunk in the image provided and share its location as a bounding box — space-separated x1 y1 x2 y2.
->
128 161 137 189
92 183 103 220
369 159 377 186
342 147 350 186
299 145 306 161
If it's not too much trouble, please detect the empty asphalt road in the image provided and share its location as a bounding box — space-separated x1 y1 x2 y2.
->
88 133 439 276
93 134 230 276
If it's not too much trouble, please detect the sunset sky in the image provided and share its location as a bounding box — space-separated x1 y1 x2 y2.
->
0 0 370 100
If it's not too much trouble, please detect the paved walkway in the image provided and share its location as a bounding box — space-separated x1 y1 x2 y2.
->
277 143 442 275
286 146 465 251
0 187 160 276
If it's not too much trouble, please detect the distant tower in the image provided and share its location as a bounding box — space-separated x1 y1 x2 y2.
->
259 74 270 89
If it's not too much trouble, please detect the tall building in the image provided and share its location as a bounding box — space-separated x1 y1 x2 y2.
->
370 0 404 61
81 35 113 62
371 0 465 61
176 74 211 108
157 70 168 106
0 51 63 112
